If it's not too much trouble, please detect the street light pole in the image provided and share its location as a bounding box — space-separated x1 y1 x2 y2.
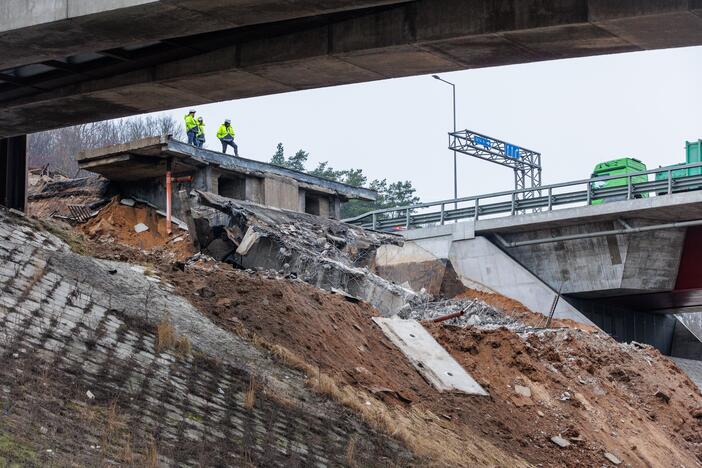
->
433 75 457 209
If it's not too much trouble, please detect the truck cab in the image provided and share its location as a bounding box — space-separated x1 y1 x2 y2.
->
590 157 648 205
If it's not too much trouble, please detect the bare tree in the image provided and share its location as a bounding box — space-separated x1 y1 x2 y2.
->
28 114 184 177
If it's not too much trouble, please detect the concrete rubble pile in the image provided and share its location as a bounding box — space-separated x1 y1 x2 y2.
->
182 191 424 316
28 174 110 219
400 298 524 330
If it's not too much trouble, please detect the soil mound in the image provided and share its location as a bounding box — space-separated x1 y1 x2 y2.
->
82 198 193 260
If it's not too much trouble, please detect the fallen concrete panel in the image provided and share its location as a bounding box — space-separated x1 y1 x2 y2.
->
372 317 488 395
184 191 420 316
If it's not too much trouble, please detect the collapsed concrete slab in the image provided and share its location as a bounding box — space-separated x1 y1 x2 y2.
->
372 317 488 395
76 136 376 221
182 190 422 316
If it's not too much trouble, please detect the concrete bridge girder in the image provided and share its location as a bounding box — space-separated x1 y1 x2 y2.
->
499 219 687 297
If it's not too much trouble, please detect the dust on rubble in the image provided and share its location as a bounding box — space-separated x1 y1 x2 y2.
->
53 204 702 468
453 288 598 332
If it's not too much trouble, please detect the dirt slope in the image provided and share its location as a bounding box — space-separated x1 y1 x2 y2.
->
73 204 702 467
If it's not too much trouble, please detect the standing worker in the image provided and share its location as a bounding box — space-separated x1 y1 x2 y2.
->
217 119 238 156
195 116 206 148
184 109 198 146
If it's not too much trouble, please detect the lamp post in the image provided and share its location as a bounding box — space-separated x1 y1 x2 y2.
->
432 75 457 209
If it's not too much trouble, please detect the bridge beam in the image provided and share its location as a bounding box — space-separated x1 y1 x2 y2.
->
0 135 27 212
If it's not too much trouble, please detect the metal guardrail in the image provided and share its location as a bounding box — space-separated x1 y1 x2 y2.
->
343 162 702 230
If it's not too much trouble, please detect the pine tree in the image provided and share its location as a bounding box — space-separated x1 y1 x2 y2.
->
270 143 285 166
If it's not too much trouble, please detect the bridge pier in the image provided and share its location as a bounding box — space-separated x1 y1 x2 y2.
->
0 135 27 212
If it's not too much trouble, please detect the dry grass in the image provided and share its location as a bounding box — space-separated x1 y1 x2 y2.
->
250 333 521 467
345 436 358 468
232 324 524 466
174 336 191 355
155 318 177 353
18 262 46 303
121 436 135 465
155 317 191 357
244 377 256 409
146 439 159 468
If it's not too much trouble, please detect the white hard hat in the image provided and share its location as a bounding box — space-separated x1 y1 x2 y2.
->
197 117 203 122
225 119 231 124
189 109 196 113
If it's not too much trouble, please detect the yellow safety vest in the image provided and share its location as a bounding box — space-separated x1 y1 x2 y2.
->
184 114 198 131
217 124 235 139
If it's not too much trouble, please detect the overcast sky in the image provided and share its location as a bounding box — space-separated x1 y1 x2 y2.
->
162 45 702 203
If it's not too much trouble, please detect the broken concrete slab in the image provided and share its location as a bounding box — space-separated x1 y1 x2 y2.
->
134 223 149 233
604 452 622 465
551 435 571 448
236 227 264 256
183 191 421 316
372 317 488 395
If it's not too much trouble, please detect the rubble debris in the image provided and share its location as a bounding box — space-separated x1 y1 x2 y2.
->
654 389 671 403
604 452 622 465
399 298 522 330
514 384 532 398
28 174 110 219
372 317 487 395
185 191 421 316
120 198 136 207
550 435 571 448
134 223 149 233
81 198 192 261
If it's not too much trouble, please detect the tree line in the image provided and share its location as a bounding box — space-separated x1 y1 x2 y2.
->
269 143 420 219
28 115 183 177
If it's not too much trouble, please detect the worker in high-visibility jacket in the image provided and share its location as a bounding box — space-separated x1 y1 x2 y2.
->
217 119 238 156
184 109 198 146
195 117 206 148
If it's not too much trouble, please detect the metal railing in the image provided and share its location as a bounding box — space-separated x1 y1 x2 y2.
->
343 162 702 230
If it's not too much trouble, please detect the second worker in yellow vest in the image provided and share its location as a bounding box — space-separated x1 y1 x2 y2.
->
195 117 205 148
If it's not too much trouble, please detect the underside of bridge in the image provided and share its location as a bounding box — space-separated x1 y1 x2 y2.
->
2 1 702 138
2 2 702 210
482 199 702 359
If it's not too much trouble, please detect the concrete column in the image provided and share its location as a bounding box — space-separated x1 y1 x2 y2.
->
331 198 341 220
192 166 217 193
318 197 330 218
298 189 306 213
0 135 27 211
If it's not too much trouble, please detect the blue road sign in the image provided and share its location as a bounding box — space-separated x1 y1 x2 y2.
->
474 135 492 149
505 143 521 159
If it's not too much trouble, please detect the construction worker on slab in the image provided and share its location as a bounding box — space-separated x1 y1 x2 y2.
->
195 117 206 148
184 109 198 146
217 119 238 156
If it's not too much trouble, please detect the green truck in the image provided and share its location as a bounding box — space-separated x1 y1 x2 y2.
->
590 157 648 205
654 140 702 192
